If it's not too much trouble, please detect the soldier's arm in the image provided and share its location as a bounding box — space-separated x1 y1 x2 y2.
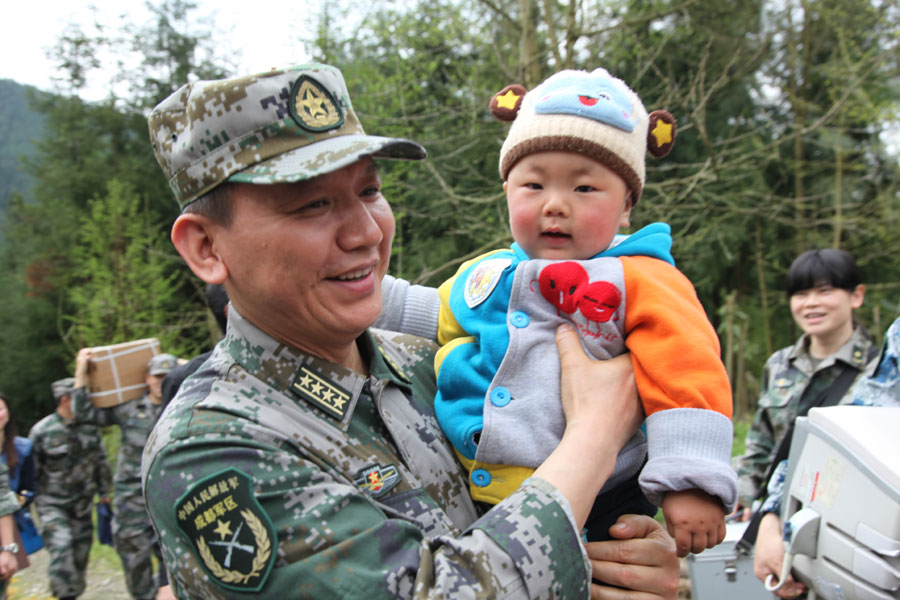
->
146 437 592 599
143 329 669 599
27 427 42 483
72 348 118 427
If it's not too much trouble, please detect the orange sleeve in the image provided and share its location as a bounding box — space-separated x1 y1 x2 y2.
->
620 256 732 419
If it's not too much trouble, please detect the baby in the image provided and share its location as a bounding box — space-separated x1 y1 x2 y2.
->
383 68 737 556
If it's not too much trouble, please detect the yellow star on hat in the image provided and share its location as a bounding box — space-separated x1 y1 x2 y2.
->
496 89 521 110
651 119 674 146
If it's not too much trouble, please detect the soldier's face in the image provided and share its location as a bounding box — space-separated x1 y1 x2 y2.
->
790 283 864 339
211 158 394 362
145 374 165 401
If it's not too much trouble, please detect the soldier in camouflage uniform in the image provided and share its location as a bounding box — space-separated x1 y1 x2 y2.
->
734 249 878 516
142 63 679 599
752 315 900 598
73 350 178 600
29 377 112 600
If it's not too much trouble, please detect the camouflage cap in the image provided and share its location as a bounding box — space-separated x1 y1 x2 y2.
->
147 353 178 376
51 377 76 401
148 63 427 208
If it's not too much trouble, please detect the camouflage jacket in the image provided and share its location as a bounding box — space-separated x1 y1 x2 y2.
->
760 318 900 516
142 308 591 599
29 411 112 510
853 317 900 406
736 326 876 505
73 387 163 529
0 463 19 517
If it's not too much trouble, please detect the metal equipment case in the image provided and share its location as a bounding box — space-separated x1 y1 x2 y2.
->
688 521 774 599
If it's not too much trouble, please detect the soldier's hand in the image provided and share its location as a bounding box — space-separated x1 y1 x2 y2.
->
556 323 641 451
586 514 679 599
75 347 93 388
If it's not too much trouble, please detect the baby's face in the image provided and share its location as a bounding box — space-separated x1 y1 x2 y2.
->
505 151 631 260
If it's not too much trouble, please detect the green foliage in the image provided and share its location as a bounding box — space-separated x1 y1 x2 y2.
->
66 179 201 358
316 0 900 414
0 0 899 431
0 80 45 221
0 0 226 431
733 418 752 458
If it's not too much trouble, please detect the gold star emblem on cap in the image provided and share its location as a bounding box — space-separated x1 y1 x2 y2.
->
290 76 343 132
213 519 233 541
298 88 328 121
651 119 674 146
496 89 522 110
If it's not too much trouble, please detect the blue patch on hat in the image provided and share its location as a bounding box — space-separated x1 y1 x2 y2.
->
533 72 637 132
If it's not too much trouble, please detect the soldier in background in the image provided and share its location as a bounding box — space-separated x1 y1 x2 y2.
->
29 377 112 600
73 350 177 600
733 249 878 519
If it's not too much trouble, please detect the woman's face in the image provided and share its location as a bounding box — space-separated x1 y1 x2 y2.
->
0 398 9 430
789 283 864 339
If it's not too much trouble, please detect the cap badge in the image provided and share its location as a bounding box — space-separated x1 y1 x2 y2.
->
289 75 344 132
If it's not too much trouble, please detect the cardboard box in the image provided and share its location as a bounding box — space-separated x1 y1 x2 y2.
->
687 522 774 600
87 338 160 407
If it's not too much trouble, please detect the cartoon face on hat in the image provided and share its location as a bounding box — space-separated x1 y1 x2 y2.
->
489 68 677 204
147 353 178 376
533 71 640 133
148 63 427 208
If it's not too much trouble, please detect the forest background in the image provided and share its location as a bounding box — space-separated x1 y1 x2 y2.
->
0 0 898 431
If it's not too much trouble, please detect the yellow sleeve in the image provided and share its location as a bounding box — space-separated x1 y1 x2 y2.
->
436 250 510 347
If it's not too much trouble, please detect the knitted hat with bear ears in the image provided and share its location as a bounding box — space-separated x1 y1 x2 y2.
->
490 68 676 204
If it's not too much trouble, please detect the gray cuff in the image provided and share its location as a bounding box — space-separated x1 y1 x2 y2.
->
639 408 738 511
377 274 439 340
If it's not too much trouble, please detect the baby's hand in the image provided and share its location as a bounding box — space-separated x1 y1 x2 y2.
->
661 489 726 557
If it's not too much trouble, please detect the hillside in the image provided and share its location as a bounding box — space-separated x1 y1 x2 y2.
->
0 79 45 220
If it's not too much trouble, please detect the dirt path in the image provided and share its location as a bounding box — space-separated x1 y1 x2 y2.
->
6 546 130 600
4 548 693 598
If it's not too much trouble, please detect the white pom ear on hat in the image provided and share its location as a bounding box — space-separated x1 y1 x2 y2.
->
490 84 527 122
647 110 676 157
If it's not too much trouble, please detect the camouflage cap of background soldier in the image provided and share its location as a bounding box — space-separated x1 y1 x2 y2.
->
148 63 428 208
51 377 76 401
147 353 178 376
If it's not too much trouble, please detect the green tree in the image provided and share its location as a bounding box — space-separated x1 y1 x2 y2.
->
0 0 232 429
66 179 205 357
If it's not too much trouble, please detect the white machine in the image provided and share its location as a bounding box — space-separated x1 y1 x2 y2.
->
771 405 900 599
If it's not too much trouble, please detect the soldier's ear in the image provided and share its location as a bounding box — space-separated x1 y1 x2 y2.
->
171 214 228 285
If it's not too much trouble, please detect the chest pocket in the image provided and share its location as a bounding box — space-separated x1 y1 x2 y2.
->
42 439 73 474
760 372 800 410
